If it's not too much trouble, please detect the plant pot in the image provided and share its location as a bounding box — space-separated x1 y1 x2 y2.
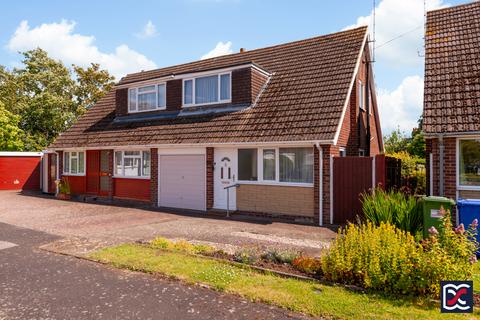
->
57 193 71 200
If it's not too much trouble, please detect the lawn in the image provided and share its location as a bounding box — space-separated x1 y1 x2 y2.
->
90 244 478 319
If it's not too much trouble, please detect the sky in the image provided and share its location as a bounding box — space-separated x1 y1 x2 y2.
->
0 0 468 135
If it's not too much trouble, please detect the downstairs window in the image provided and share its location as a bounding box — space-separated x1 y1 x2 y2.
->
459 139 480 187
114 151 151 177
63 151 85 175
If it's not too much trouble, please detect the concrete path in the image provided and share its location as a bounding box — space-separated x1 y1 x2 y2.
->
0 191 335 256
0 222 310 320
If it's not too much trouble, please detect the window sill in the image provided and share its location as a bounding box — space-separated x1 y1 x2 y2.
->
237 181 314 188
113 176 151 180
458 185 480 191
128 107 166 114
62 173 85 177
182 100 231 108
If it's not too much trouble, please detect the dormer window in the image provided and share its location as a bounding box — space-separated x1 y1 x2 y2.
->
183 72 231 107
128 83 166 113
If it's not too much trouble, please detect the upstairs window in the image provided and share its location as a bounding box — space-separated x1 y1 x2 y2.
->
114 150 151 177
128 83 166 113
183 73 231 106
359 80 365 111
63 151 85 175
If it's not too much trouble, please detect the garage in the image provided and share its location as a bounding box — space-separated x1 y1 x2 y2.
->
158 154 206 211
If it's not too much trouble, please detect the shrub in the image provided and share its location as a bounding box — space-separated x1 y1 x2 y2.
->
321 212 478 296
361 188 422 236
292 256 322 275
57 178 71 195
150 237 171 249
233 248 259 265
262 249 300 264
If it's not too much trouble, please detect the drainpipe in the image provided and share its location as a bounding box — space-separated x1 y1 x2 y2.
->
438 134 445 196
315 142 323 226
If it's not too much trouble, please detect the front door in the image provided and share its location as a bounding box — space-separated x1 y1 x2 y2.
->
99 150 111 196
213 148 237 210
86 150 100 194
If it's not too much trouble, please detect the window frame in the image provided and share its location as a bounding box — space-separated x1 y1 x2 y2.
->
237 147 314 187
457 137 480 191
182 72 232 107
114 150 151 179
128 82 167 113
358 80 365 111
63 151 86 176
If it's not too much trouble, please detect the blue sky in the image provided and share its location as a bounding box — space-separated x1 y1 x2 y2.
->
1 0 467 135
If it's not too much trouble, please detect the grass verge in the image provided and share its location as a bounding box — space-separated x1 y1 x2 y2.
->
90 244 478 320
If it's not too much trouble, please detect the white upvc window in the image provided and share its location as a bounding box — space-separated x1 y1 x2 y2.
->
63 151 85 175
114 150 151 178
458 138 480 190
237 147 314 186
128 83 166 113
359 80 365 111
183 72 231 107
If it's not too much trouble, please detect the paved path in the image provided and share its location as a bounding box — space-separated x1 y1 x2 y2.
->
0 191 335 255
0 222 310 320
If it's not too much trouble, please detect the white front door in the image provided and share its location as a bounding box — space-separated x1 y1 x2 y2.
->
214 148 237 210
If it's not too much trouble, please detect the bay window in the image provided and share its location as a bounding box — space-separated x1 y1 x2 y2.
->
63 151 85 175
114 151 151 178
128 83 166 113
459 139 480 187
183 73 231 106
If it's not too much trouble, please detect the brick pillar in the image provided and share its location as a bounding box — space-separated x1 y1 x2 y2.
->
150 148 158 207
313 145 320 225
321 145 339 225
107 150 114 199
206 147 214 209
425 138 432 196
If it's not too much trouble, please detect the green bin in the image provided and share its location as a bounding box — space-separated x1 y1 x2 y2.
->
421 196 455 238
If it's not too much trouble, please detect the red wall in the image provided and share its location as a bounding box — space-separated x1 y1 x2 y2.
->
0 156 41 190
64 175 87 195
113 178 150 201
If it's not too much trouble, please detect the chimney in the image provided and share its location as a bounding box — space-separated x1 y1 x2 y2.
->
239 48 246 53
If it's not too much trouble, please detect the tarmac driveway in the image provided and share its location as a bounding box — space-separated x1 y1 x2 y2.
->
0 190 335 255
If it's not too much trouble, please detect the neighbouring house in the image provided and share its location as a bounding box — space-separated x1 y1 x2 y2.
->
424 1 480 207
47 26 383 225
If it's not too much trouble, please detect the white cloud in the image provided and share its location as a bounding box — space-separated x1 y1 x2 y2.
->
135 20 157 39
345 0 447 66
201 41 233 60
378 75 424 135
7 20 157 80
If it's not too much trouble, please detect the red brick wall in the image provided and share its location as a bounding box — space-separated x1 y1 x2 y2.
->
426 137 456 200
150 148 158 206
320 144 339 224
206 147 214 209
166 79 182 111
107 149 114 199
64 175 86 194
114 178 150 201
115 88 128 116
232 68 251 105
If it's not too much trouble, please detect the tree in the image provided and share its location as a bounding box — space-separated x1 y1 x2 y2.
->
0 48 115 151
407 130 426 159
384 128 409 154
0 101 25 151
74 63 114 112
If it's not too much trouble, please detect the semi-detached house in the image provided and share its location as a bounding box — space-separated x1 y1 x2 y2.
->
46 26 383 225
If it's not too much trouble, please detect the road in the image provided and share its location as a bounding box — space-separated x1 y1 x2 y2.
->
0 222 307 320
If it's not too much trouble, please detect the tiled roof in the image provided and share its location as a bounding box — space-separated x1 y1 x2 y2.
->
50 27 367 148
423 1 480 134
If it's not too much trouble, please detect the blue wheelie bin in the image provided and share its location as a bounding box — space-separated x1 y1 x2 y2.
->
457 199 480 256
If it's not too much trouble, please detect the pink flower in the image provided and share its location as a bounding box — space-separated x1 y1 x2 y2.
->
469 255 478 265
428 226 439 236
455 224 465 234
471 219 479 229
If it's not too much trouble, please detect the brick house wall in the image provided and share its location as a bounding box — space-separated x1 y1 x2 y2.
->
426 137 456 201
150 148 158 206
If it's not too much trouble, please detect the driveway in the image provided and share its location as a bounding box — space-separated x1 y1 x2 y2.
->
0 222 308 320
0 191 335 256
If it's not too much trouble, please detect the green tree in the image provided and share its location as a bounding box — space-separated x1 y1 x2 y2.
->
0 101 25 151
384 128 409 154
0 48 115 151
73 63 114 112
407 130 426 159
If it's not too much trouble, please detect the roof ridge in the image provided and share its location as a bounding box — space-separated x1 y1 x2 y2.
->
427 0 479 15
120 26 368 82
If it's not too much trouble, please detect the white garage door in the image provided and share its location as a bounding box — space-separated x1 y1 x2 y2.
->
159 154 206 211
